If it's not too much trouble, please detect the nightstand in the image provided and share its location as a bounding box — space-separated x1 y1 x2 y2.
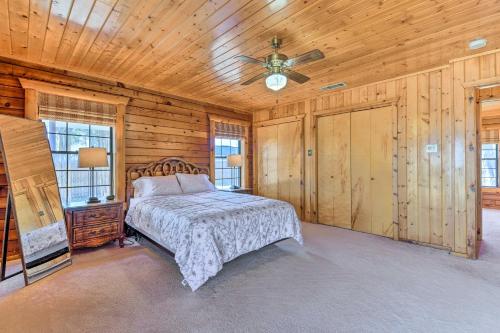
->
64 200 125 249
220 188 253 195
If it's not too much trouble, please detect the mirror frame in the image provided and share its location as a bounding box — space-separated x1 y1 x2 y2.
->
0 115 72 284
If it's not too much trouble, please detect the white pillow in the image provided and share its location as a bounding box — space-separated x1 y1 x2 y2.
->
176 173 215 193
132 176 183 197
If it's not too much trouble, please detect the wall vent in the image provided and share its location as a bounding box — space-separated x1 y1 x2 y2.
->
320 82 347 91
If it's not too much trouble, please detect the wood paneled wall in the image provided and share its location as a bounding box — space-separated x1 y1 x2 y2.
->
0 59 252 260
254 48 500 257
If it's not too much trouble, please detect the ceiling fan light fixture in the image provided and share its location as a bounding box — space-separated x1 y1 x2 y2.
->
266 73 287 91
236 37 324 90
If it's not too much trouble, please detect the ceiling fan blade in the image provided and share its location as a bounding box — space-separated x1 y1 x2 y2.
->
284 49 325 67
241 72 269 85
285 70 310 84
234 55 266 66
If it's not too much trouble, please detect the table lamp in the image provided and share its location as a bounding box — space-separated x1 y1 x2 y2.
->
78 147 108 203
227 154 242 189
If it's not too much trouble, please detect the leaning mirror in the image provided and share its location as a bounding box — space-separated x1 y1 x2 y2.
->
0 115 71 284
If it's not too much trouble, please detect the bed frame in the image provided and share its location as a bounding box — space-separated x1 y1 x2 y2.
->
124 157 209 253
126 157 209 207
124 156 290 281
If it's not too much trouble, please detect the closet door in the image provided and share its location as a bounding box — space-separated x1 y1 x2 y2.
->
317 116 335 225
370 106 393 237
317 113 351 228
277 121 303 217
351 107 393 237
257 125 278 199
351 110 372 233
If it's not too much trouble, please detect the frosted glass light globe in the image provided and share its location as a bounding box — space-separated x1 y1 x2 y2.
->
265 73 287 91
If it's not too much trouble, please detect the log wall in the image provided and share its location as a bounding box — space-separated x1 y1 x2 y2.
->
0 58 252 260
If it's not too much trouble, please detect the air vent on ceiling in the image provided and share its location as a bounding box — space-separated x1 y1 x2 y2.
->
320 82 347 91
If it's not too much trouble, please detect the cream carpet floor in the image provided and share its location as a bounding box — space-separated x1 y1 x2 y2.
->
1 213 500 333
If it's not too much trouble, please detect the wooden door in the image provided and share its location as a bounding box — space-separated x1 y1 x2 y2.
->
256 120 303 218
351 110 372 233
317 116 335 225
370 106 393 237
351 106 393 237
257 125 278 199
317 113 351 229
277 121 303 216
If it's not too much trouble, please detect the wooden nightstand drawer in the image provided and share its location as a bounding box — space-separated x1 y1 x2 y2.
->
73 223 119 243
65 200 124 249
73 206 120 227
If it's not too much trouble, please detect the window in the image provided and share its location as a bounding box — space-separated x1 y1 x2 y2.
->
481 143 498 188
43 120 114 205
214 138 241 189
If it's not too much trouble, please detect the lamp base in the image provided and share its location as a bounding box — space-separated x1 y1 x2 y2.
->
87 197 101 204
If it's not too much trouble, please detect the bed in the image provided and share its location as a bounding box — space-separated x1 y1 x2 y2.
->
125 158 303 291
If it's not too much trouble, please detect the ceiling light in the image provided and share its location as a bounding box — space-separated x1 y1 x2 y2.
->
266 73 287 91
469 38 487 50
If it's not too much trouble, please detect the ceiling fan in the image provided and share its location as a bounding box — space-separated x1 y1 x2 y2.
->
235 36 325 91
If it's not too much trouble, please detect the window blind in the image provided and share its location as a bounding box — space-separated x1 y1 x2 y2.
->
481 129 500 143
214 121 246 139
38 92 117 126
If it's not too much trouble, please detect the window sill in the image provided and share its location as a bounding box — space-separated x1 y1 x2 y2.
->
482 187 500 192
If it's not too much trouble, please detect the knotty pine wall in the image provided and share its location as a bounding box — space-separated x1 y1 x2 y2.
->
0 59 252 259
254 49 500 258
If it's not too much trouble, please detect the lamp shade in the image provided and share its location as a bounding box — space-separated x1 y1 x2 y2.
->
227 154 242 168
78 147 108 168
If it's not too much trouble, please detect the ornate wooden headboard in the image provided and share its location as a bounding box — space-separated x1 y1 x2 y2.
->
126 157 209 206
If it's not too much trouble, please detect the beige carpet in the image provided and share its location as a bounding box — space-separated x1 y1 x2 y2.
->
1 216 500 333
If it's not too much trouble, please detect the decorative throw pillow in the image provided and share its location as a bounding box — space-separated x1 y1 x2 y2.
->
176 173 215 193
132 175 183 197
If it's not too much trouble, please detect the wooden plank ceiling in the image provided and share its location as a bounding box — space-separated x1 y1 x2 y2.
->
1 0 499 111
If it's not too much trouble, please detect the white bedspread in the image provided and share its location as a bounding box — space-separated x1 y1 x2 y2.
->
125 191 303 291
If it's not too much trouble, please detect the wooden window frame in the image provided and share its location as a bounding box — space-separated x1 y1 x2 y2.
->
480 143 499 188
208 115 250 189
19 79 129 202
43 120 115 205
214 137 242 188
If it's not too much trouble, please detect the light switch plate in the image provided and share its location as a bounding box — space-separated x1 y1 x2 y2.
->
426 144 438 153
